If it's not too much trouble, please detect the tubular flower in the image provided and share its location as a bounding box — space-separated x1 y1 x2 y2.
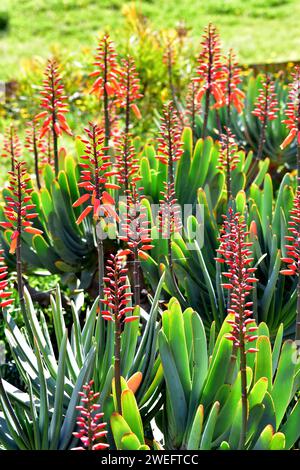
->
119 183 153 306
158 182 182 239
72 123 120 224
119 183 153 259
72 380 109 451
36 58 72 139
215 208 258 353
101 252 137 323
90 34 120 98
193 23 224 105
281 66 300 149
218 49 245 114
0 161 42 254
157 101 183 167
252 75 279 123
0 249 13 309
281 189 300 276
115 133 140 191
1 125 22 172
115 55 142 120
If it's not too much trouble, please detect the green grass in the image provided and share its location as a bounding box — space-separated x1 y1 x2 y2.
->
0 0 300 80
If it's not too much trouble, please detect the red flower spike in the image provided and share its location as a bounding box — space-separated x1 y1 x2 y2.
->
216 49 245 114
36 58 72 139
252 75 279 123
2 125 22 172
119 183 153 260
90 34 120 99
72 380 109 451
216 208 258 354
0 161 42 254
101 253 135 323
157 101 183 167
73 122 120 224
115 133 140 191
115 55 142 117
281 66 300 149
193 24 224 106
280 189 300 277
0 249 13 309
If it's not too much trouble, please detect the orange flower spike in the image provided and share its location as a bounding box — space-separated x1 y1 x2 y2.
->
74 122 119 224
36 58 72 139
281 66 300 149
0 161 43 251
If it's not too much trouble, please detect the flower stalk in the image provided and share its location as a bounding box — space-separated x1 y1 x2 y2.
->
0 162 42 340
194 24 223 138
36 58 72 176
102 253 137 413
252 74 279 160
157 102 183 281
216 208 258 449
73 123 119 302
90 34 120 147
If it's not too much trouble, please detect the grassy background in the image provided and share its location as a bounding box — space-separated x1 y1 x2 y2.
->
0 0 300 81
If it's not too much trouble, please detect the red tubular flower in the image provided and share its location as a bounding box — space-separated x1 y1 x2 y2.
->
36 58 72 175
218 49 245 116
0 249 13 309
252 75 279 123
0 161 42 254
119 183 153 305
115 133 140 191
194 24 223 103
101 252 136 323
281 189 300 341
193 23 224 137
216 208 258 449
1 125 22 172
252 74 279 161
72 122 120 224
281 66 300 150
281 189 300 277
116 55 142 125
102 252 138 413
216 208 258 353
90 34 119 98
120 184 153 258
90 34 120 145
157 101 183 167
217 127 240 200
72 380 109 451
36 58 72 139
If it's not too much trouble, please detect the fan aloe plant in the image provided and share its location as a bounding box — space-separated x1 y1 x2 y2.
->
158 298 300 450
